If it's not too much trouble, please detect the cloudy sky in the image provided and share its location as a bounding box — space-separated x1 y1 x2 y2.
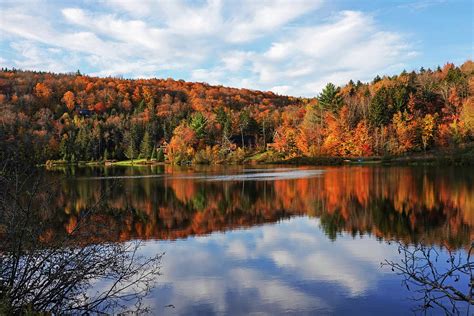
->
0 0 472 96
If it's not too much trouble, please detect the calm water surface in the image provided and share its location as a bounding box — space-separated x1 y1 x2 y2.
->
46 165 474 315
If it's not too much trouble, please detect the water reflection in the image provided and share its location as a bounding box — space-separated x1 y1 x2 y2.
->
143 219 415 314
47 166 474 248
40 165 474 314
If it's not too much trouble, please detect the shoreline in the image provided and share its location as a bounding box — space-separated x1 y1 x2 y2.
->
43 146 474 168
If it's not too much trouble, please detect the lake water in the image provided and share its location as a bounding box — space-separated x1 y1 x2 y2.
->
45 165 474 315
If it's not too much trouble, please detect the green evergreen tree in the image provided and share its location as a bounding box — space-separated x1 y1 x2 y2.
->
140 130 152 159
372 75 382 83
125 133 136 161
190 112 207 139
124 124 139 161
318 83 343 112
369 87 392 126
216 107 231 138
75 126 90 161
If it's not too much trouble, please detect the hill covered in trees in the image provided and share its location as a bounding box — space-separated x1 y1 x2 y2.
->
0 61 473 165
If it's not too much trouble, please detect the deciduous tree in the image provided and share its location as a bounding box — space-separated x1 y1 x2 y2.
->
62 91 75 111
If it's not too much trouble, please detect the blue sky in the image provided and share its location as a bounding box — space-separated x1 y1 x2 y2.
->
0 0 472 96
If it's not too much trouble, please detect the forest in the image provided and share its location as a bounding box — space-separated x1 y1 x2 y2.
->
0 61 473 165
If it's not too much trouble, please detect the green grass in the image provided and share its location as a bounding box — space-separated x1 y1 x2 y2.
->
246 150 283 163
111 159 155 166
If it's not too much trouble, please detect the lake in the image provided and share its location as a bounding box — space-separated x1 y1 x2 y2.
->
44 165 474 315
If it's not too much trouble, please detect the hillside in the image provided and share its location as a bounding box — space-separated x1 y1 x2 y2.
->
0 61 473 165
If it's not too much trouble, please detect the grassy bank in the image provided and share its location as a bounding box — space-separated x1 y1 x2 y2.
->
111 159 165 166
43 145 474 168
44 158 165 168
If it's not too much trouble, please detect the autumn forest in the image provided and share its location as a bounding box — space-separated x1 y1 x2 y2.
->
1 61 473 165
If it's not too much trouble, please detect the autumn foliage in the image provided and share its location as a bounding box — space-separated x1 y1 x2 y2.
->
45 166 474 248
0 61 473 164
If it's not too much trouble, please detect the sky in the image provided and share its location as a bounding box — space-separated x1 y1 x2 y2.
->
0 0 472 97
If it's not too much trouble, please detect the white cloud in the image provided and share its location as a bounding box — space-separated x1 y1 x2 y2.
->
103 0 155 17
0 0 415 96
180 8 415 95
61 7 85 23
224 0 323 43
135 217 403 314
270 85 291 95
229 267 328 311
221 51 253 71
191 68 225 85
9 41 76 73
240 10 416 95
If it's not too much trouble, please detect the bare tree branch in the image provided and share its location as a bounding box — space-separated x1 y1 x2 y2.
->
0 156 163 314
382 241 474 315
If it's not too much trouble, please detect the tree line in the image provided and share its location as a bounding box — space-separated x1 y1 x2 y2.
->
0 61 473 164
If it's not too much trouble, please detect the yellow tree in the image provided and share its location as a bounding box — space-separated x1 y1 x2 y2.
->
460 97 474 137
297 102 325 156
420 114 437 151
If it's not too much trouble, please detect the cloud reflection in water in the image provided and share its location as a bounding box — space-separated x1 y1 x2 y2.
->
143 217 411 315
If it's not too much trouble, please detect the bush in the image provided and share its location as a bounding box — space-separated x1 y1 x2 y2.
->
193 146 221 164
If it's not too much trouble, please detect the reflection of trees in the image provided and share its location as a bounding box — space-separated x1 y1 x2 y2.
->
49 166 474 248
383 242 473 315
0 160 162 314
317 197 471 248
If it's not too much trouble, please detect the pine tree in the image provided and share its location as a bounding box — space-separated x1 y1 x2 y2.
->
125 134 136 161
190 112 207 139
216 107 231 138
124 125 138 161
369 87 393 127
318 83 343 113
75 126 91 161
140 130 152 159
